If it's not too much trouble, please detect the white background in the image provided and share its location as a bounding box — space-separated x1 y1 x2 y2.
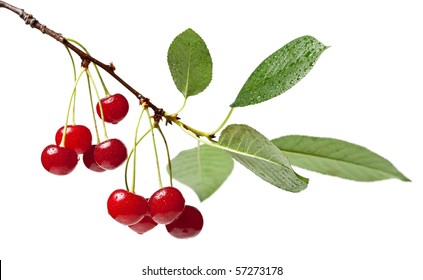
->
1 0 422 279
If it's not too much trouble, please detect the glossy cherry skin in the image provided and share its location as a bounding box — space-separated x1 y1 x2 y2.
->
129 215 158 234
82 145 105 172
96 93 129 124
107 189 148 226
41 144 79 175
148 186 185 224
166 205 204 239
55 125 92 154
94 138 127 170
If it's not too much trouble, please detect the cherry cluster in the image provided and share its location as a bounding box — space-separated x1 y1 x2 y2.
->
41 93 129 174
108 187 203 238
39 70 203 239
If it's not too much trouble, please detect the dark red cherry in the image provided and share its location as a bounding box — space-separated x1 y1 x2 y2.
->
148 186 185 224
55 124 92 154
107 189 148 226
94 138 127 170
129 215 158 234
96 93 129 124
82 145 105 172
41 144 79 175
166 205 204 239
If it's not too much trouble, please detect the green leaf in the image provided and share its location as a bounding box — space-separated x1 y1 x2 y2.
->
272 135 410 182
217 124 308 193
170 144 234 201
231 36 328 107
167 28 213 98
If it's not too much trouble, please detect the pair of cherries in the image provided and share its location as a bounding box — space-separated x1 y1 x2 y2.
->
41 94 129 175
107 186 204 239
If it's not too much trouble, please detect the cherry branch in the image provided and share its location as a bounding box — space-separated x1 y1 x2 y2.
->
0 1 215 138
0 1 153 108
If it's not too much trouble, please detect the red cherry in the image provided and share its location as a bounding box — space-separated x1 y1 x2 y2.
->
82 145 106 172
148 186 185 224
55 124 92 154
166 205 204 239
129 215 158 234
107 189 148 226
96 93 129 124
94 138 127 170
41 144 79 175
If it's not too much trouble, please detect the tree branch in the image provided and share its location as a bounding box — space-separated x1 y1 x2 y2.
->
0 1 162 116
1 1 218 139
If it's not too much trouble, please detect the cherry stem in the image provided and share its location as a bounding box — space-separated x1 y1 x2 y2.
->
86 72 101 144
66 38 110 96
156 125 173 187
131 105 147 193
71 89 77 125
0 1 233 140
86 69 109 140
124 127 152 192
65 45 78 124
60 68 86 147
146 109 163 188
64 46 77 82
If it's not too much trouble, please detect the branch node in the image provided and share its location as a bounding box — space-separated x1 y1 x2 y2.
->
21 12 38 28
81 59 90 68
109 62 116 72
153 108 165 123
139 98 150 106
39 24 47 34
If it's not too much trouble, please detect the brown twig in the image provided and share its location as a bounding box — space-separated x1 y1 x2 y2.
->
0 1 165 119
1 1 220 139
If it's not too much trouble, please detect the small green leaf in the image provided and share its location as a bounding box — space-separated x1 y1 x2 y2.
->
272 135 410 182
170 144 234 201
231 36 328 107
217 124 308 193
167 28 213 98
